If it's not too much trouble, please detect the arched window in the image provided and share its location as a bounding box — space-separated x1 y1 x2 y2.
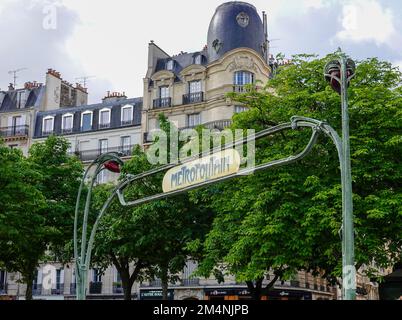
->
62 113 74 133
42 116 55 135
234 71 254 85
81 111 93 132
99 108 111 129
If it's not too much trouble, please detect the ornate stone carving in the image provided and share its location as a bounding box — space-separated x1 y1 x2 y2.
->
236 12 249 28
228 56 258 72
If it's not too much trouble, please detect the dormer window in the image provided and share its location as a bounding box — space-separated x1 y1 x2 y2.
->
81 111 93 132
62 113 74 133
42 116 54 136
121 105 133 125
99 108 111 129
194 54 202 65
166 59 174 71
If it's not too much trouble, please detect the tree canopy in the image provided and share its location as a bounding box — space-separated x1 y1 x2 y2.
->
190 54 402 297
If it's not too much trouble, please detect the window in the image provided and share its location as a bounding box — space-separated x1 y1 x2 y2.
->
121 105 133 125
188 113 201 127
120 136 131 155
159 86 169 99
81 111 93 131
235 106 249 114
42 116 54 135
93 269 102 283
234 71 254 85
17 90 27 109
189 81 202 94
0 270 6 293
194 54 202 65
166 60 174 70
99 139 108 154
12 116 23 128
62 114 73 133
99 108 111 129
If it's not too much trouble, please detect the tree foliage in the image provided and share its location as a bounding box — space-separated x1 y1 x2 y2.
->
0 136 82 299
191 54 402 297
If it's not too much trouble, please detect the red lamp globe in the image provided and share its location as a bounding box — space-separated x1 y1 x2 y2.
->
104 161 121 173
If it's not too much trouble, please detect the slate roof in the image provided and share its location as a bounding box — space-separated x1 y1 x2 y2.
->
34 97 143 138
0 86 45 113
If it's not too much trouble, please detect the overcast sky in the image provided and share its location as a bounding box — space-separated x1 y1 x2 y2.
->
1 0 402 103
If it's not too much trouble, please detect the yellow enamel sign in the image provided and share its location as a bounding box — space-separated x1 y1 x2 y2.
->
162 149 241 193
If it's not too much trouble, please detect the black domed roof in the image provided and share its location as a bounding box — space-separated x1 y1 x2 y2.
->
207 2 266 62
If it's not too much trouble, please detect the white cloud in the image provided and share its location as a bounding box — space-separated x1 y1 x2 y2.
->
336 0 396 45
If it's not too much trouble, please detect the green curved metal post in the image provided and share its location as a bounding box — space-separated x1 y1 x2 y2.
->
324 50 356 300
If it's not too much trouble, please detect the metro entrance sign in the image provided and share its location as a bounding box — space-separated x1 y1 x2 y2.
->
74 51 356 301
162 149 241 193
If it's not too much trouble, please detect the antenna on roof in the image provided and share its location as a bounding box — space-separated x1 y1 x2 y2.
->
8 68 28 88
75 76 96 88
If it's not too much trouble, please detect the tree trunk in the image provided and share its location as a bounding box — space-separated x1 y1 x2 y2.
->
25 281 33 301
120 270 132 301
246 278 263 300
161 267 169 300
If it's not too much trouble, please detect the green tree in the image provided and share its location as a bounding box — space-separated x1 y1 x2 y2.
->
0 136 82 300
192 54 402 299
91 116 213 300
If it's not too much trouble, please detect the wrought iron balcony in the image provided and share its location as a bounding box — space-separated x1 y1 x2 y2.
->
153 97 171 109
183 92 204 105
0 125 29 138
71 145 135 162
62 128 73 134
113 283 124 294
99 123 111 129
181 279 200 286
89 282 102 294
32 284 42 296
181 119 232 131
51 284 64 295
121 119 134 126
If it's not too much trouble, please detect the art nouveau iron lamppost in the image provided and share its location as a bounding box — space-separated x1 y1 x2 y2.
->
324 50 357 300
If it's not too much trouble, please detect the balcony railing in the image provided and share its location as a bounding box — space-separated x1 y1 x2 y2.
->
181 279 200 286
183 92 204 105
89 282 102 294
71 145 135 162
181 120 232 131
153 97 171 109
113 283 124 294
144 120 232 144
32 284 42 296
99 123 111 129
0 125 29 138
62 128 73 134
51 284 64 295
121 119 134 126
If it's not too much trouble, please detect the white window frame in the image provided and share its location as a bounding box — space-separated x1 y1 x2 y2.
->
194 55 202 65
42 116 55 134
62 113 74 131
234 71 254 85
189 80 202 94
99 139 108 154
235 105 249 114
187 113 201 127
81 111 93 131
99 108 111 126
121 105 133 123
166 60 174 70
